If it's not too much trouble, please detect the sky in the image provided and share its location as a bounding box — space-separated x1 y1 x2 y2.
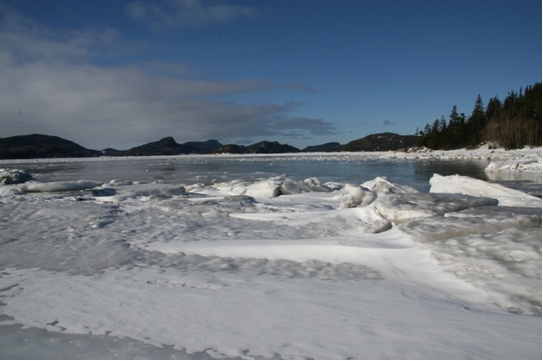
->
0 0 541 150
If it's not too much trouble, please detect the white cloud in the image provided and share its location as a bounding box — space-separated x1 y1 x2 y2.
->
0 6 337 150
125 0 260 29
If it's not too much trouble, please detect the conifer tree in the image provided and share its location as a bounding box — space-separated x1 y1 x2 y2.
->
413 82 541 149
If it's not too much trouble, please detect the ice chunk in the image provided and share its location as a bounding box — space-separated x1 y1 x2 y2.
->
0 186 25 196
485 158 541 173
132 185 185 197
0 169 32 185
21 180 102 193
230 206 391 234
279 178 311 195
211 179 249 195
340 184 376 208
373 193 498 224
95 183 186 202
303 177 332 192
361 176 419 194
400 206 541 243
244 179 282 198
212 177 330 199
429 174 541 207
108 179 133 186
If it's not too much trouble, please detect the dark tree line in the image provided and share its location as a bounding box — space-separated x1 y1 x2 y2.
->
415 82 541 149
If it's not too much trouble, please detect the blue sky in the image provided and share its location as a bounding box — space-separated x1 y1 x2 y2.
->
0 0 541 150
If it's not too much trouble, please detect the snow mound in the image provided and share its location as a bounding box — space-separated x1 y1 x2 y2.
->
400 206 541 243
230 206 392 234
20 180 102 193
0 168 32 185
373 193 498 224
430 173 541 207
423 227 541 316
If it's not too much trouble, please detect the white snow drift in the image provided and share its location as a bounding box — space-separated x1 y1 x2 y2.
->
0 153 540 359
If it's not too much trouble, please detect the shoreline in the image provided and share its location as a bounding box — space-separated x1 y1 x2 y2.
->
0 146 541 175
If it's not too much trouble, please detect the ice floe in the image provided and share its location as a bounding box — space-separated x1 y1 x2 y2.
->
430 173 542 207
0 168 32 185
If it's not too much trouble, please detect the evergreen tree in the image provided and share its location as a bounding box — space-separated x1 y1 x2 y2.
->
467 94 486 145
413 82 541 150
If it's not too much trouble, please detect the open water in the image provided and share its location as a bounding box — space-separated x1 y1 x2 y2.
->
1 154 520 192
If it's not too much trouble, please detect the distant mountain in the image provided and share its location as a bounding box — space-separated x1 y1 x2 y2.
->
0 134 100 159
0 133 417 159
122 137 200 156
242 141 300 154
184 140 222 152
102 137 223 156
301 142 341 152
208 144 244 154
334 133 416 152
208 141 299 154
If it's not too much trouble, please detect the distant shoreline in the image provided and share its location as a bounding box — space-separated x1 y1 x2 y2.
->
1 145 541 173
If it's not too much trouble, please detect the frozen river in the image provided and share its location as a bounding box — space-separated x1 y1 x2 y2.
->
2 152 541 190
0 149 541 359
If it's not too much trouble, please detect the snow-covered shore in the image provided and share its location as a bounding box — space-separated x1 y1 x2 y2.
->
0 150 541 359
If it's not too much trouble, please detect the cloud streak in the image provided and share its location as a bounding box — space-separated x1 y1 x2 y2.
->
0 5 336 150
125 0 260 29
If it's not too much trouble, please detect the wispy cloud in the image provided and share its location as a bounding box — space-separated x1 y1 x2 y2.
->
0 5 336 149
285 82 319 93
269 117 336 136
0 3 150 65
383 120 394 126
125 0 260 29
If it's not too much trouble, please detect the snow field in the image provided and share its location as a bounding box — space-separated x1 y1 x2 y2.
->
0 164 541 358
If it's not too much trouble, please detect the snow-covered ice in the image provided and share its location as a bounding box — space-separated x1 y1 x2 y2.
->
0 147 541 359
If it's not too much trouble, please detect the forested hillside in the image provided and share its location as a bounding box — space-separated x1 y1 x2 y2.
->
415 82 541 149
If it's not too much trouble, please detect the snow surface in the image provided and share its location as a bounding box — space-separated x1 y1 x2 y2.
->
0 147 541 359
